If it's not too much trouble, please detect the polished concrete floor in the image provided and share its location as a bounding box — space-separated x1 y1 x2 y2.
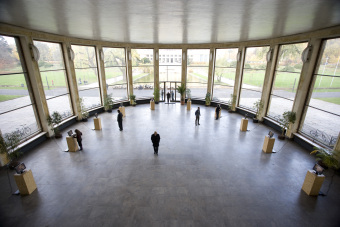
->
1 103 340 227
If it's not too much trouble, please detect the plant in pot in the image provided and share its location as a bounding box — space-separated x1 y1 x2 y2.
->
0 130 22 167
228 94 237 113
205 92 211 106
79 97 89 121
129 94 136 106
104 94 114 113
176 84 186 105
153 86 160 104
253 99 263 123
47 111 63 138
278 111 296 140
310 147 340 170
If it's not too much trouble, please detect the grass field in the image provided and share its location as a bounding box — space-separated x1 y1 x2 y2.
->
0 95 23 102
315 97 340 105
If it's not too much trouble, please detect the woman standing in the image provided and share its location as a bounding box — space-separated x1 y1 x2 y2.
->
74 129 83 150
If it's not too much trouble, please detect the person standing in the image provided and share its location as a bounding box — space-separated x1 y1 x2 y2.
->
117 109 123 131
166 92 171 103
215 104 221 120
195 107 201 126
151 131 160 155
74 129 83 150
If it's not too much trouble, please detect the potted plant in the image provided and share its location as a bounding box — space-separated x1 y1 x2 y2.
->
79 97 89 121
47 111 63 138
253 99 263 123
104 94 114 112
153 86 160 104
228 94 237 113
310 147 340 169
176 84 186 105
0 130 21 167
278 111 296 140
129 94 136 106
205 92 211 106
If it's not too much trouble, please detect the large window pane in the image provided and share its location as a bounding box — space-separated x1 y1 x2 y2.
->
132 49 154 98
187 49 210 98
46 95 73 119
301 38 340 148
0 35 40 140
159 49 182 82
239 46 269 110
72 45 101 110
268 43 307 120
213 48 238 102
103 47 128 101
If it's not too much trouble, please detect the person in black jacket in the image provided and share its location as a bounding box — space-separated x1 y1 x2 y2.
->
195 107 201 126
215 104 221 120
117 109 123 131
151 131 160 155
166 92 171 103
74 129 83 150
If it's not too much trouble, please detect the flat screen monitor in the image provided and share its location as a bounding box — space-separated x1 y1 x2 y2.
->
313 163 324 175
14 162 26 174
67 130 73 137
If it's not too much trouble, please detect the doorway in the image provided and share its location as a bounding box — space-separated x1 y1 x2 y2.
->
160 82 180 103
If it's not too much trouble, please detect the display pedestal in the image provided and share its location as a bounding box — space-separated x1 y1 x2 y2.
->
14 169 37 195
240 118 248 131
119 106 125 117
66 136 79 152
262 136 275 153
301 170 325 196
0 153 9 167
187 100 191 110
214 108 221 119
150 101 155 110
94 118 102 130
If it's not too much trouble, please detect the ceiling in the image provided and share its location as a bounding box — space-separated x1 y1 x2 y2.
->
0 0 340 44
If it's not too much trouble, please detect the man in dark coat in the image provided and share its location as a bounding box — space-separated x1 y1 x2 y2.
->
117 109 123 131
166 92 171 103
195 107 201 126
151 131 160 154
215 104 221 120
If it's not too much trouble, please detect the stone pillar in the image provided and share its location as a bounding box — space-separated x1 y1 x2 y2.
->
207 48 215 96
232 47 245 111
154 48 159 99
259 45 278 121
20 37 52 136
127 48 134 103
287 39 323 138
182 48 187 87
62 43 81 121
97 45 107 104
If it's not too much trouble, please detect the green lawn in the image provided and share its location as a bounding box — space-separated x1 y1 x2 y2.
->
0 95 24 102
315 97 340 105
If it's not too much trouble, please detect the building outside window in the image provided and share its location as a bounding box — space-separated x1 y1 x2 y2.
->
239 46 270 110
300 38 340 148
103 47 128 101
72 45 101 110
34 40 73 119
213 48 238 102
267 42 307 121
131 49 154 98
0 35 40 140
187 49 210 98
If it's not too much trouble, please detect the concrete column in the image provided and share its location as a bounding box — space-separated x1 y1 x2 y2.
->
287 39 323 138
20 37 52 136
259 45 279 120
96 45 106 104
127 48 134 102
181 48 187 87
232 47 245 111
62 43 81 121
154 48 159 98
207 48 215 96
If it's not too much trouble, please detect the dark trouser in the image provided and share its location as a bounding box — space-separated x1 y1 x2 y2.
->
153 146 158 154
216 111 219 120
118 121 123 130
195 116 200 125
77 140 82 150
167 97 170 103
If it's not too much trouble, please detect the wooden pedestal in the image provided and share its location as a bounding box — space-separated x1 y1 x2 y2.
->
214 108 221 119
14 169 37 195
150 101 155 110
0 153 9 167
187 101 191 110
301 170 325 196
94 118 102 130
262 136 275 153
119 106 125 117
240 118 248 131
66 136 79 152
